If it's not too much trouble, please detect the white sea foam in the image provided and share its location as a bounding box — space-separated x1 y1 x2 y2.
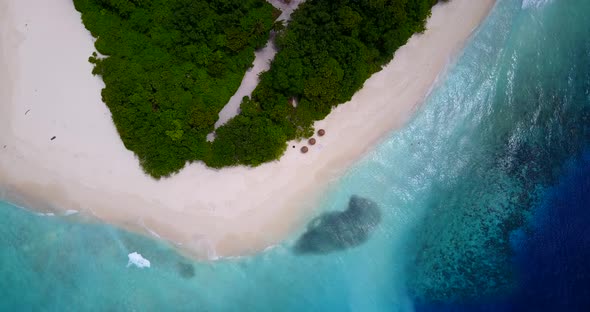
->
138 218 161 238
145 228 161 238
35 212 55 217
127 252 151 269
64 209 78 216
194 237 219 260
521 0 551 9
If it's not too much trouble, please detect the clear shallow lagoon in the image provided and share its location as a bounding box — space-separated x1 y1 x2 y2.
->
1 0 589 310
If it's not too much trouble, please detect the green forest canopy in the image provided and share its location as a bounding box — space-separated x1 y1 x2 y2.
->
73 0 438 178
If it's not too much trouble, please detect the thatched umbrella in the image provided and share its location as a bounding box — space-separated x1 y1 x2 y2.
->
300 146 309 153
318 129 326 136
308 138 316 145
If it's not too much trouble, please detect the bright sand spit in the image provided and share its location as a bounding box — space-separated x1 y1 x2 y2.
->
0 0 495 259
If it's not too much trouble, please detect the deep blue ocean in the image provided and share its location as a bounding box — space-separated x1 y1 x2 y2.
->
1 0 589 311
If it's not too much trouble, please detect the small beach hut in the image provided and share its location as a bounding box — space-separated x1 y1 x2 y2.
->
308 138 316 145
318 129 325 136
300 146 309 153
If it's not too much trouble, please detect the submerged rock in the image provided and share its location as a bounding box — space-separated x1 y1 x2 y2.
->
294 195 381 255
177 262 195 279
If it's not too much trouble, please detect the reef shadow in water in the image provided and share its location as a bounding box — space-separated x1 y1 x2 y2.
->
293 195 381 255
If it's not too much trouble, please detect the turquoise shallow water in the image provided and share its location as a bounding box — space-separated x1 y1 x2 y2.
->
1 0 590 310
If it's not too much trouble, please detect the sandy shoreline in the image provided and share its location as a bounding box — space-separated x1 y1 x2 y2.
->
0 0 495 259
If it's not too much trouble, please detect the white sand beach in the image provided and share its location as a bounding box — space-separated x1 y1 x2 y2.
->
0 0 495 259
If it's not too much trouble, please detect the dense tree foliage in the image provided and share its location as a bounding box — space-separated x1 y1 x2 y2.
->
74 0 438 177
209 0 439 167
73 0 277 177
